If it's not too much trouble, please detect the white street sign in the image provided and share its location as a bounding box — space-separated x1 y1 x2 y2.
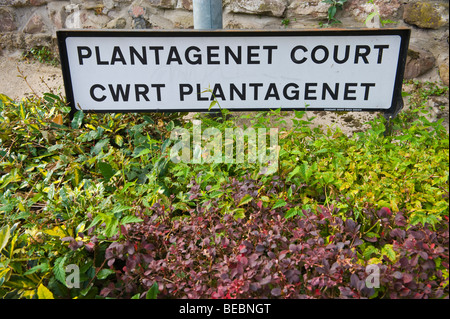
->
57 29 410 115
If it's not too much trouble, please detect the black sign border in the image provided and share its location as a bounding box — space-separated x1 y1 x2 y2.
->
57 28 410 118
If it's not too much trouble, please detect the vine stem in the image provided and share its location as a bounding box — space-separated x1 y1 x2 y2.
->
16 66 44 104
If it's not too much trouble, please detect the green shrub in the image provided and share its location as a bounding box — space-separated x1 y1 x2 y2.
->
0 80 448 299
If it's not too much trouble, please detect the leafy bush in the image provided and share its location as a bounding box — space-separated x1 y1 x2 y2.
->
21 46 60 66
0 93 185 298
0 80 448 299
101 192 448 299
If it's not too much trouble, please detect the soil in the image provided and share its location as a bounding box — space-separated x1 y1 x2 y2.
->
1 53 64 100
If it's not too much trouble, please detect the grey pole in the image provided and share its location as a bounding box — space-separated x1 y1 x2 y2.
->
193 0 223 30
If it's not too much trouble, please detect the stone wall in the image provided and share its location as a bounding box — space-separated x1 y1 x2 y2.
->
0 0 449 84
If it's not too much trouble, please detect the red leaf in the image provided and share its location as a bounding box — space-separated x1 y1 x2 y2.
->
403 273 413 284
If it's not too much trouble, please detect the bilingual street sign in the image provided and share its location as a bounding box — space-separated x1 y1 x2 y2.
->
57 29 410 118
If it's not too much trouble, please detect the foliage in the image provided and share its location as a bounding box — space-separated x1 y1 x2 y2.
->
401 81 448 120
0 79 448 299
320 0 348 27
281 19 290 28
101 192 448 299
364 0 398 27
0 93 184 298
21 46 60 67
281 18 296 28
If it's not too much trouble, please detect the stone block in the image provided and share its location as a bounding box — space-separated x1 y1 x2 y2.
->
287 0 328 19
0 0 47 6
80 10 111 28
103 0 115 10
349 0 400 16
79 1 104 10
223 8 282 30
23 12 45 34
29 0 47 5
404 46 436 79
129 4 146 18
106 17 128 28
345 0 402 23
403 1 448 29
148 0 177 9
177 0 192 11
65 4 82 29
439 58 449 86
48 1 69 29
163 9 192 28
132 16 151 28
0 8 16 32
128 3 152 29
228 0 287 18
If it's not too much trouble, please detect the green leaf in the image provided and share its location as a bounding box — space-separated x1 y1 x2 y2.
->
320 171 335 185
381 244 397 262
71 110 84 129
233 208 246 220
112 205 132 216
133 148 151 158
328 5 337 19
363 245 379 260
285 207 299 219
272 199 287 209
365 232 380 239
0 268 12 287
166 121 175 131
105 218 119 238
0 225 11 252
0 93 13 103
3 275 37 289
238 194 253 207
53 256 67 285
23 263 49 276
120 215 144 225
208 100 217 111
80 283 94 297
172 202 191 212
208 190 223 199
91 138 109 155
19 103 27 119
97 269 115 280
154 156 169 177
87 214 104 230
143 115 154 124
73 167 83 187
146 282 159 299
294 110 305 119
365 11 378 25
161 138 172 154
299 162 313 184
114 134 124 147
37 284 54 299
99 161 115 182
287 166 300 182
314 148 329 154
43 92 60 101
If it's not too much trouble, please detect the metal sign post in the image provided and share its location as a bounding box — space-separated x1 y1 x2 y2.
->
193 0 223 30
